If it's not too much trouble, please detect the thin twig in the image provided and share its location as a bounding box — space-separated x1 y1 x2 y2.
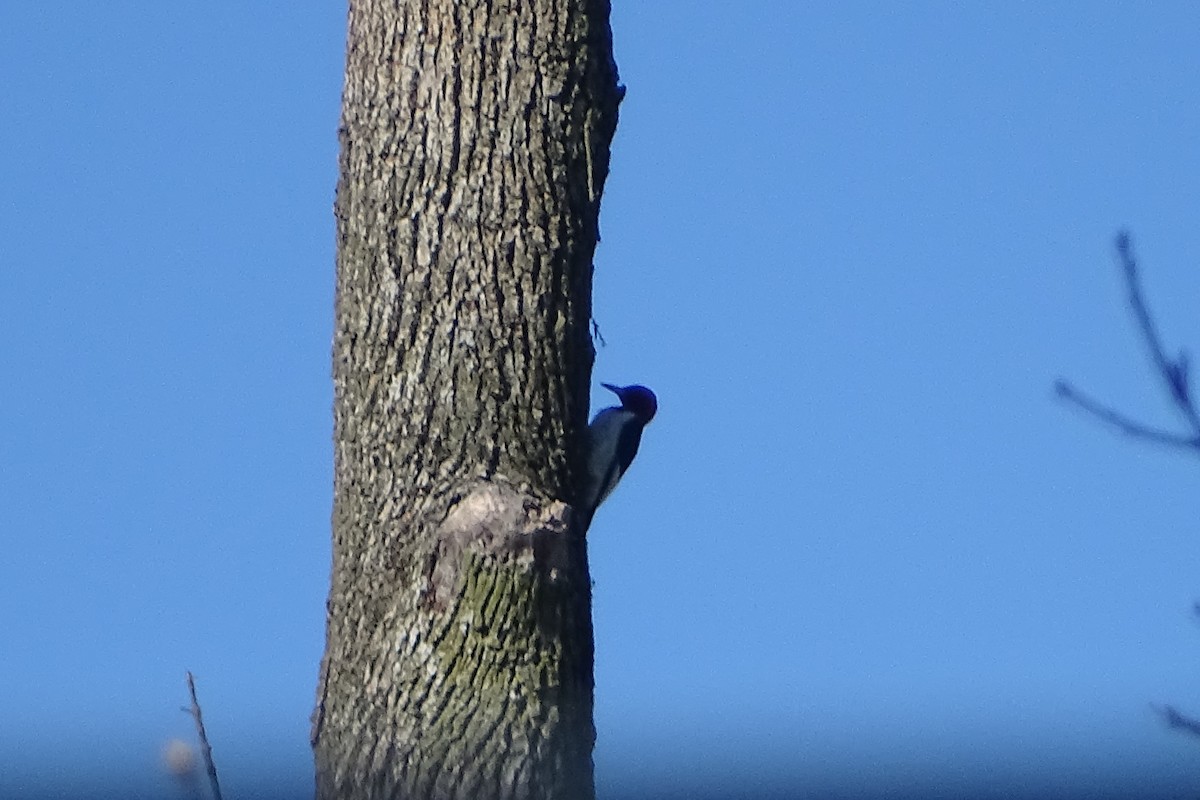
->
590 317 606 348
1152 703 1200 740
1054 381 1200 450
184 671 225 800
1115 232 1200 433
1056 232 1200 453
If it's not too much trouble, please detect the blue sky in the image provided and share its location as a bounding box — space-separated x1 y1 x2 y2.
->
4 3 1200 798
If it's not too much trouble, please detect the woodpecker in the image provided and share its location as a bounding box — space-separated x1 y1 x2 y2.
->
581 382 657 527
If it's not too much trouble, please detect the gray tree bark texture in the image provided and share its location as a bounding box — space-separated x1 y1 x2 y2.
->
312 2 621 799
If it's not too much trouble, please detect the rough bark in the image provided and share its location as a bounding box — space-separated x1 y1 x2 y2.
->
313 2 621 799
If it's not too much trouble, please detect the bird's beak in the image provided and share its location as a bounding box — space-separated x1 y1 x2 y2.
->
601 383 621 397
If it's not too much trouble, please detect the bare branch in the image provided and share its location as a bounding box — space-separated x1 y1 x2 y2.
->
1152 703 1200 740
1116 232 1200 433
184 671 224 800
1054 380 1200 450
1056 232 1200 453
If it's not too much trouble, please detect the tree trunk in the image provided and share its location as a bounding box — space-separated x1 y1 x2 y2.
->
312 2 621 799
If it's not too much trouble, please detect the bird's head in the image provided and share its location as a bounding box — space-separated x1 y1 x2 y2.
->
602 383 658 424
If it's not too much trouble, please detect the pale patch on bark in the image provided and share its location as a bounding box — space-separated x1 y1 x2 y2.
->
423 481 576 612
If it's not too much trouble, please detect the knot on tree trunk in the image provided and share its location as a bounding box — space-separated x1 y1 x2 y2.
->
422 480 579 612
